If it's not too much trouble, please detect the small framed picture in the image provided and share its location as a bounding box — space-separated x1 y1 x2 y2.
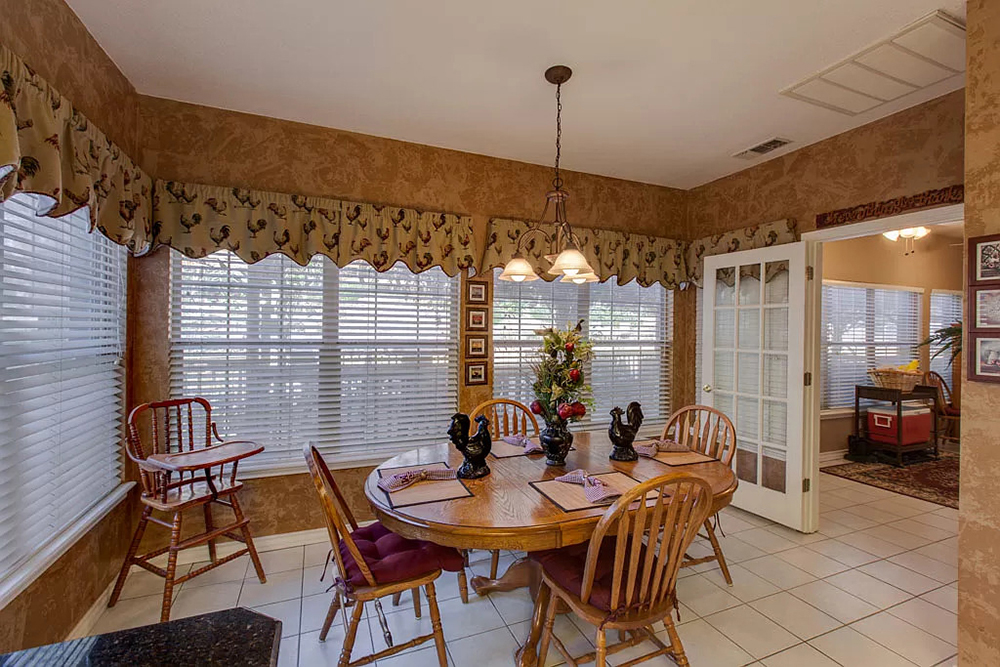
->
467 281 488 304
971 335 1000 383
467 307 488 331
466 335 487 358
975 287 1000 330
970 234 1000 284
465 362 488 385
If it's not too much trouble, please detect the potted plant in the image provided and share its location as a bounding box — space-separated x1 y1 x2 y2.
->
917 321 962 407
528 320 594 466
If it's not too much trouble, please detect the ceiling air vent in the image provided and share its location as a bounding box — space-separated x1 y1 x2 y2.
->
733 137 793 160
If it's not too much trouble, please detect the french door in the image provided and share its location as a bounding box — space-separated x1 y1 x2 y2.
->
701 242 816 531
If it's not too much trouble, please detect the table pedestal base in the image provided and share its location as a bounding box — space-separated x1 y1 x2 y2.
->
470 558 541 598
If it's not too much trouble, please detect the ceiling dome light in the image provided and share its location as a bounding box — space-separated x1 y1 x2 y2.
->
547 246 593 277
498 255 539 282
883 230 901 241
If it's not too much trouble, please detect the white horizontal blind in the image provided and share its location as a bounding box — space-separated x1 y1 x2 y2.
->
929 290 962 379
170 254 459 470
820 281 921 410
493 269 672 433
0 193 125 580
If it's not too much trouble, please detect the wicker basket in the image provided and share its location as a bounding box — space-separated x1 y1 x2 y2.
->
868 367 922 392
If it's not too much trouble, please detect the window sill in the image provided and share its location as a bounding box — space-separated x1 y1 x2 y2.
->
0 482 135 610
821 408 855 420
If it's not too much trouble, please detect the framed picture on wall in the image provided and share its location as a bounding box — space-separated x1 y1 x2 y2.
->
467 281 488 304
974 287 1000 330
466 335 487 358
970 335 1000 383
467 307 488 331
465 362 488 385
969 233 1000 284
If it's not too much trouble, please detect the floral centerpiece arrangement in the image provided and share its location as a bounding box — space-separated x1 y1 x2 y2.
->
528 320 594 466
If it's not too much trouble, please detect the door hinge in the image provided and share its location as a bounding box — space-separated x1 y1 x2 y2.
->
803 478 811 493
804 371 812 386
806 266 815 280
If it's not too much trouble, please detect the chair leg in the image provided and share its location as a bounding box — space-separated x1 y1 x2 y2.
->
320 594 342 642
411 587 422 618
203 504 217 564
537 592 558 667
232 494 266 583
663 616 689 667
392 591 403 607
425 581 448 667
704 517 733 586
161 511 183 623
109 506 151 608
595 626 608 667
490 550 501 579
338 599 366 667
457 568 469 604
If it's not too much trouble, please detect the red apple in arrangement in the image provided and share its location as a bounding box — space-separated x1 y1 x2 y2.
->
570 402 586 417
529 400 543 415
557 403 575 420
569 368 581 382
565 342 575 353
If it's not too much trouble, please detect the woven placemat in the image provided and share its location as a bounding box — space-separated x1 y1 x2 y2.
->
649 451 715 466
377 462 473 509
530 471 644 512
490 437 542 459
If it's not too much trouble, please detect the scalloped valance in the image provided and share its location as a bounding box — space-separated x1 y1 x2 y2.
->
685 219 797 284
0 44 152 253
151 180 477 275
482 218 687 289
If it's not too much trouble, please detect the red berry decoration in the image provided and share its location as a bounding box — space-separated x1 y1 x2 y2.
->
569 368 581 382
565 342 575 353
529 400 543 415
571 401 586 417
557 403 575 420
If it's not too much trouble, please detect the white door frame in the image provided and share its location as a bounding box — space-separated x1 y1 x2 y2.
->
800 203 964 483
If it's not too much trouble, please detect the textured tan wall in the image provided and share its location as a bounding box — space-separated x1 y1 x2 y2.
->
685 90 965 240
0 0 143 652
959 1 1000 663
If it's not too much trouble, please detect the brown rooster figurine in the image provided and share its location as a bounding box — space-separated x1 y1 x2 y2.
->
608 402 644 462
447 413 492 479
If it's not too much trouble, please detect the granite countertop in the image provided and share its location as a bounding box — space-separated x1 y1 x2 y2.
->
0 607 281 666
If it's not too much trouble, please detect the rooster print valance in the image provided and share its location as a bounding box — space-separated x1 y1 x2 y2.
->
482 218 687 289
685 219 798 285
0 44 152 252
152 180 477 275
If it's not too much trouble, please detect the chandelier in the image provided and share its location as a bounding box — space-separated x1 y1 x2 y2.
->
498 65 597 285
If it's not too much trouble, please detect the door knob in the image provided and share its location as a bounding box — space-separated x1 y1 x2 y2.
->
703 384 713 393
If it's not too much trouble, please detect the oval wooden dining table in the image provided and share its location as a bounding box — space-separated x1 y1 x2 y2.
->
364 430 737 667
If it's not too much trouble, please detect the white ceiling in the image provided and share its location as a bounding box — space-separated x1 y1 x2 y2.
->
65 0 966 189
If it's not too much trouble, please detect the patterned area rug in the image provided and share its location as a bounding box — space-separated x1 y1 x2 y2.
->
821 452 959 509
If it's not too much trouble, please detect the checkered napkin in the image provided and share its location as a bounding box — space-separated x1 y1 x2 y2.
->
634 439 690 458
377 468 456 493
502 434 544 454
554 469 621 505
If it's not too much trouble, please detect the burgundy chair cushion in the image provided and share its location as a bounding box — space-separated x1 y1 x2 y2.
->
338 521 464 587
531 538 646 611
944 404 960 417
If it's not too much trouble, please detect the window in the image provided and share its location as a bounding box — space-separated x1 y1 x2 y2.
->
493 269 673 433
820 281 921 410
0 194 126 581
929 290 962 379
170 254 459 471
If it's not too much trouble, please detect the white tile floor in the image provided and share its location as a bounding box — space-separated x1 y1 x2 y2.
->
91 472 959 666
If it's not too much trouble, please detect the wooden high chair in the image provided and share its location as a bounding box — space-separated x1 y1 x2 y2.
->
108 397 267 622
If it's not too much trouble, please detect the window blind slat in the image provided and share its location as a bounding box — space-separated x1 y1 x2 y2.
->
0 193 125 584
929 291 962 379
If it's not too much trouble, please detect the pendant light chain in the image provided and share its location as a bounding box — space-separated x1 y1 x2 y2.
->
553 82 563 191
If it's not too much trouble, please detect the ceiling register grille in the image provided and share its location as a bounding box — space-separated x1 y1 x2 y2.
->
732 137 794 160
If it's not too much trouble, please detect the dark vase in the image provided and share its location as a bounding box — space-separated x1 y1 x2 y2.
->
540 418 574 466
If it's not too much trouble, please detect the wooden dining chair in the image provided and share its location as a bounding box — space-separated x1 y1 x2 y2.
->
304 444 466 667
530 473 714 667
471 398 539 579
662 405 737 585
925 371 960 446
108 397 267 622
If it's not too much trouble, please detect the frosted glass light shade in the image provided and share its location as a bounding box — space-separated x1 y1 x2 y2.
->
884 226 930 242
547 247 593 277
560 271 598 284
498 256 539 282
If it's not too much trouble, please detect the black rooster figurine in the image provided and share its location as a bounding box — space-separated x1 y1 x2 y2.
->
447 413 492 479
608 402 644 462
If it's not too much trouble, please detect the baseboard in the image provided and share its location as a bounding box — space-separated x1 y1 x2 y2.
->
151 527 329 568
819 448 849 466
66 578 116 641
